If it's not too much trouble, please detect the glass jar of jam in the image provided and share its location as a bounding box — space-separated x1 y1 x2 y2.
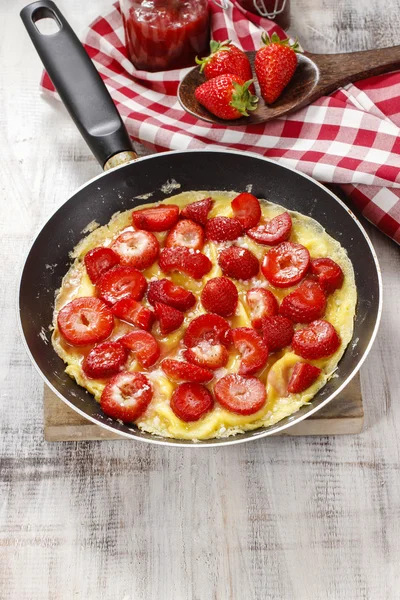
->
120 0 210 72
236 0 290 30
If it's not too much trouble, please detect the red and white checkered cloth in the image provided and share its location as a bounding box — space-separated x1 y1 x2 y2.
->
41 1 400 243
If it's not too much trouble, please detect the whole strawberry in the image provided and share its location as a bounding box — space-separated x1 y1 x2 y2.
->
255 32 300 104
196 40 255 93
195 74 258 120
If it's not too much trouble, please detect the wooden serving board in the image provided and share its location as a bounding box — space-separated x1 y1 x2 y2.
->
43 374 363 441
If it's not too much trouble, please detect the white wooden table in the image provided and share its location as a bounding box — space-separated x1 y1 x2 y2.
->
1 1 400 598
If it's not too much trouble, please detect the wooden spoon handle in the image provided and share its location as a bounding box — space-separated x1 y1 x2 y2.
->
307 45 400 99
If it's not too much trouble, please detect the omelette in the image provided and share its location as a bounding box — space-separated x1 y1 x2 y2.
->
52 191 357 440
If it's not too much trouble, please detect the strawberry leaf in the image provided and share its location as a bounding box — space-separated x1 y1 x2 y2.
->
230 79 259 117
260 31 302 53
195 39 232 72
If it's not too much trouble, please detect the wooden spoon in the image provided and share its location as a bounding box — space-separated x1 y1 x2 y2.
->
178 46 400 125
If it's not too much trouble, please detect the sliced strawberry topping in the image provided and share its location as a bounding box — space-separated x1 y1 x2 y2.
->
280 280 327 323
292 319 341 359
82 341 127 379
246 288 279 329
181 197 213 225
201 276 238 317
97 266 147 305
84 247 120 284
159 247 212 279
154 302 184 335
170 382 214 422
287 362 322 394
161 359 213 383
165 219 204 251
310 257 344 294
248 212 292 245
100 371 153 422
230 327 269 376
147 279 196 312
261 315 294 352
112 298 154 331
132 204 179 232
184 314 231 348
218 246 259 280
57 297 113 346
110 230 159 270
119 330 160 368
205 216 243 242
184 342 229 370
214 374 266 415
261 241 310 288
231 192 261 230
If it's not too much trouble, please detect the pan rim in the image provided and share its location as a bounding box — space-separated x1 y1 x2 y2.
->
18 148 383 447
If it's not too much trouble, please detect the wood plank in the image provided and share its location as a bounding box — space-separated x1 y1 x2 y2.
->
43 374 363 441
3 0 400 598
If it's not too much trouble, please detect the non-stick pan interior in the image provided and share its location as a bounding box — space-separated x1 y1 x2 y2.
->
19 150 381 446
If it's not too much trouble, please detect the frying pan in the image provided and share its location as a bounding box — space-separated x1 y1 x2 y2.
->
19 0 382 447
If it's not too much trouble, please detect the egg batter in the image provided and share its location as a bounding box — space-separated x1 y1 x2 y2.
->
52 191 357 440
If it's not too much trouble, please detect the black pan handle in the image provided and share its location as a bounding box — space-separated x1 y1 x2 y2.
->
20 0 137 169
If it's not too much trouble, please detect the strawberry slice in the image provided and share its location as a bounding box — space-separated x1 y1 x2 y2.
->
131 204 179 232
112 298 154 331
119 330 160 368
292 319 341 359
280 280 326 323
170 382 214 422
110 230 159 270
310 258 344 294
165 219 204 251
231 192 261 230
181 197 213 225
230 327 269 376
201 277 238 317
218 246 259 280
97 266 147 305
100 371 153 422
184 314 231 348
261 241 310 288
246 288 279 329
161 359 213 383
214 374 266 415
159 247 212 279
84 247 120 284
147 279 196 312
57 297 113 346
205 216 243 242
154 302 184 335
82 341 127 379
184 342 229 370
261 315 294 352
247 212 292 245
287 362 322 394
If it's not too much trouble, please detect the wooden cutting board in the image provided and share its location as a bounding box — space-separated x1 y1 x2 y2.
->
43 374 363 441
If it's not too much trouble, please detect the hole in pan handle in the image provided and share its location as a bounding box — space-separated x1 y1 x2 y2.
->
20 0 138 170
